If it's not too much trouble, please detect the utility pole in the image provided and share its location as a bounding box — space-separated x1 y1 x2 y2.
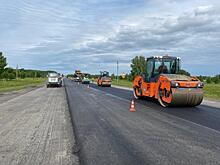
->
16 64 18 79
117 60 119 84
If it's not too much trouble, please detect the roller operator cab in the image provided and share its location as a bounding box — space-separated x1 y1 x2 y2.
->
133 55 204 107
97 71 112 87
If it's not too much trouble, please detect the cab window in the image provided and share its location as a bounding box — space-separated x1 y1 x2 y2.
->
146 60 154 82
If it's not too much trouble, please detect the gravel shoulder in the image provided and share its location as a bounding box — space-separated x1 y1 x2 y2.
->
0 86 79 165
0 85 42 103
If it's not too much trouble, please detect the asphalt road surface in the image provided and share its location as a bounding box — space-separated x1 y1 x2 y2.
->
65 79 220 165
0 86 79 165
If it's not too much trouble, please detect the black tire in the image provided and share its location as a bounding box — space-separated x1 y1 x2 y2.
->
133 87 142 99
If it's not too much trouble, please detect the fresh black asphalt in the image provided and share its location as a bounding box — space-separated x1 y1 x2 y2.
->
64 79 220 165
89 83 220 132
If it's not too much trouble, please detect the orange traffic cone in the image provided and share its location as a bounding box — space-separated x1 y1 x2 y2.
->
130 100 136 112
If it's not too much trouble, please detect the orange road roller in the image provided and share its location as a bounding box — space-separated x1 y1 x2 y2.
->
97 71 112 87
133 55 204 107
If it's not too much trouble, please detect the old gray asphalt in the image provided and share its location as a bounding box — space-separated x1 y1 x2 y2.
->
65 79 220 165
0 86 79 165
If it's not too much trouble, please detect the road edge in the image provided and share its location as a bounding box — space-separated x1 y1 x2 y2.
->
63 79 82 164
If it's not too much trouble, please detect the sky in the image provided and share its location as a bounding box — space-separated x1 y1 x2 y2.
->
0 0 220 76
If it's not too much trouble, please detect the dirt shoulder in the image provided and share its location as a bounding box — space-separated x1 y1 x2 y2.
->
0 86 79 165
0 85 42 103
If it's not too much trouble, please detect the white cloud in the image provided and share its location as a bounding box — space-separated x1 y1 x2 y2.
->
0 0 220 75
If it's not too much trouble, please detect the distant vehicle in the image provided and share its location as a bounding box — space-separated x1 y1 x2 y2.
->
82 77 90 84
133 55 204 107
73 76 82 82
82 73 90 84
47 73 62 88
73 70 83 82
97 71 111 87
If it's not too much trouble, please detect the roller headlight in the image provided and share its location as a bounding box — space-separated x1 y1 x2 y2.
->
197 82 204 88
171 81 179 88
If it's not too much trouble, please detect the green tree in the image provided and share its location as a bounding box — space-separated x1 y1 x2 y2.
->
198 75 204 82
177 69 191 76
8 73 15 80
67 74 74 78
206 77 212 84
20 71 26 79
36 71 41 78
0 52 7 75
1 71 8 79
5 67 15 74
111 74 115 80
130 56 146 80
212 76 219 84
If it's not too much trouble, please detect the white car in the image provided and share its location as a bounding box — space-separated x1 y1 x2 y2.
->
47 73 62 87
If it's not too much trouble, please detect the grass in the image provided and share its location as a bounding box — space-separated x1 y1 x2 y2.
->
112 79 133 88
0 78 46 93
112 79 220 101
203 84 220 100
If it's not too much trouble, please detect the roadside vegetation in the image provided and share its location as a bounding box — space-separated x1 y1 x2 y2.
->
0 52 50 93
203 84 220 100
0 78 46 93
112 79 133 88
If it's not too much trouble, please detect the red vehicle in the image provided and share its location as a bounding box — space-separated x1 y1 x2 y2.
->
97 71 111 87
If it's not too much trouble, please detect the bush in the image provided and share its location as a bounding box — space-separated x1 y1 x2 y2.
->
20 71 26 79
1 71 8 79
212 77 219 84
206 77 212 84
8 73 16 80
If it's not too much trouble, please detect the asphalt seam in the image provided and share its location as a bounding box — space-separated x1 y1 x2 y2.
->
63 81 82 165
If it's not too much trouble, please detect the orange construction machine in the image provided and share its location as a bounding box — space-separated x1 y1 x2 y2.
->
133 55 204 107
97 71 112 87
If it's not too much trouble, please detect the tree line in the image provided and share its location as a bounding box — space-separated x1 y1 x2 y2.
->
0 52 53 80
